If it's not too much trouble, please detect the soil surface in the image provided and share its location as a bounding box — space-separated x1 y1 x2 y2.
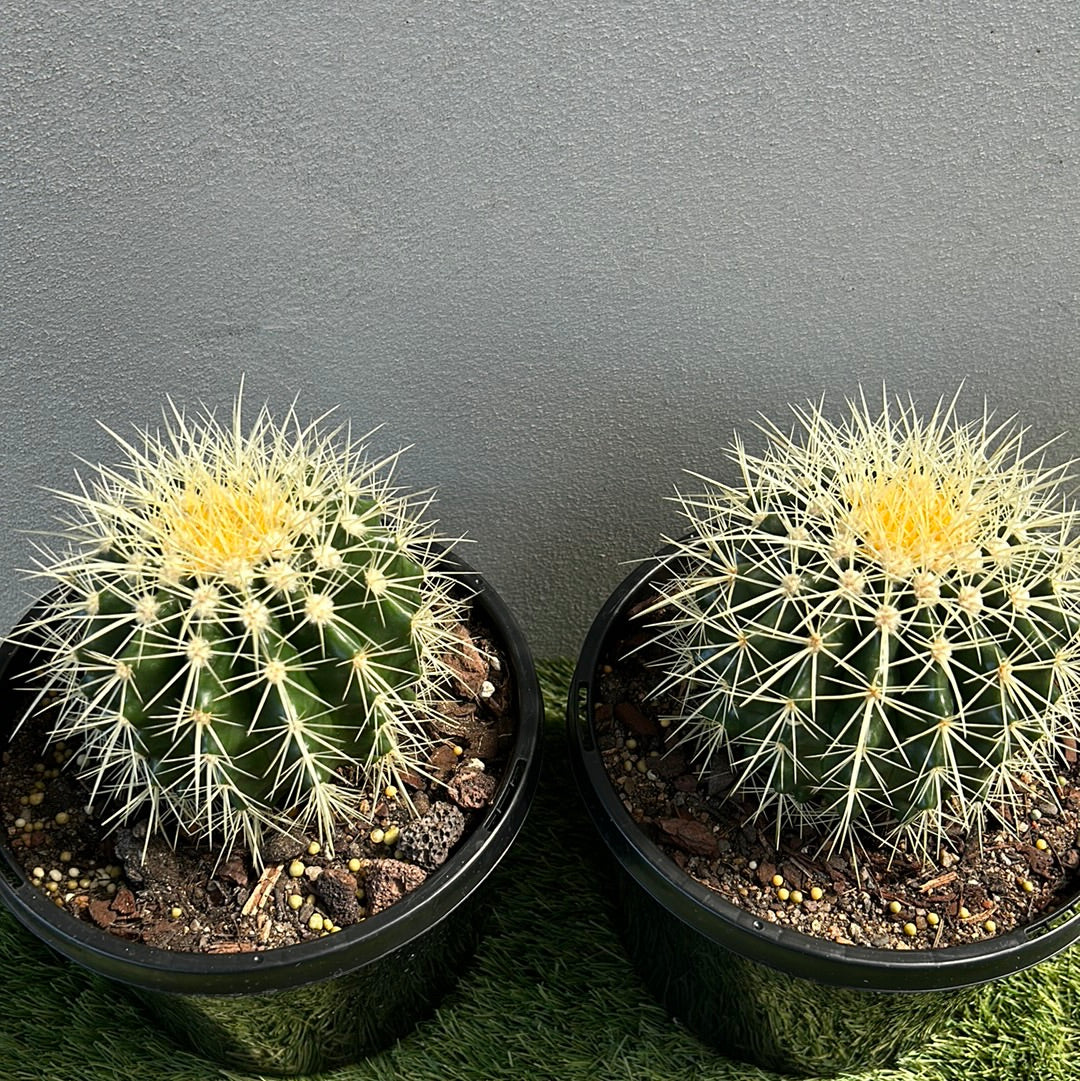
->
594 595 1080 951
0 616 513 953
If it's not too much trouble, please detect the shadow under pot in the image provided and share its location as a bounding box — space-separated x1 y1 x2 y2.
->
0 553 543 1077
567 551 1080 1076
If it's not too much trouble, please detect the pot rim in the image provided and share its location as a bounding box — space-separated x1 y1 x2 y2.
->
568 548 1080 993
0 550 543 995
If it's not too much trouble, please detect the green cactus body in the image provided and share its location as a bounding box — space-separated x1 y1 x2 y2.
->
18 396 466 863
648 393 1080 855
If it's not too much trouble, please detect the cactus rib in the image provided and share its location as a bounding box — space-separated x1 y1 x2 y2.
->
643 390 1080 858
14 391 469 865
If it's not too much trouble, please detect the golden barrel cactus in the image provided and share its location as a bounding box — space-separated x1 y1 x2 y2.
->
645 391 1080 856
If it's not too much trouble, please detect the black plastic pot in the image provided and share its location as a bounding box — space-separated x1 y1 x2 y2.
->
0 554 542 1077
568 552 1080 1076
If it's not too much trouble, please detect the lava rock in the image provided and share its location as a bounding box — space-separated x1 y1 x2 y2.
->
310 867 360 924
448 768 497 810
364 859 427 915
615 701 659 737
395 802 466 871
217 855 250 889
445 627 489 696
260 832 307 865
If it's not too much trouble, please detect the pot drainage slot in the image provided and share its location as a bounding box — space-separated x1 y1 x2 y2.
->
573 681 595 752
1023 894 1080 939
484 759 527 833
0 850 25 891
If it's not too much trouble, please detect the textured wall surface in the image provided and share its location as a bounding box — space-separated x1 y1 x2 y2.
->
3 1 1079 656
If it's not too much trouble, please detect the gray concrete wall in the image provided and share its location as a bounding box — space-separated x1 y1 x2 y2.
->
3 1 1079 657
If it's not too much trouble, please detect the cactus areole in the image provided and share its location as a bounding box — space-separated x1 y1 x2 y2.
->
12 393 475 867
568 546 1080 1074
644 391 1080 859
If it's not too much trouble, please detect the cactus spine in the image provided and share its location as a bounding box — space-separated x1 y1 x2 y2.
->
18 393 466 864
645 391 1080 857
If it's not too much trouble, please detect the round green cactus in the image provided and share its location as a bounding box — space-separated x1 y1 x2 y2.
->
645 391 1080 857
17 392 466 863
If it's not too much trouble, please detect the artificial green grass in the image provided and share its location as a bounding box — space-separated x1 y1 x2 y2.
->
2 659 1078 1081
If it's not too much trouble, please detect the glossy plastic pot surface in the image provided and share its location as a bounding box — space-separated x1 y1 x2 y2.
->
0 552 543 1076
567 551 1080 1074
